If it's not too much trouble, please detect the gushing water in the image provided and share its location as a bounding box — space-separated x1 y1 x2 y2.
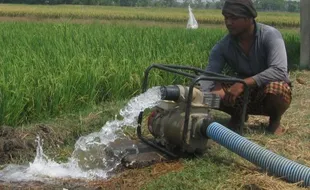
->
0 87 161 182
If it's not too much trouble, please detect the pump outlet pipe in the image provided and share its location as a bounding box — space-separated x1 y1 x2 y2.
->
202 122 310 187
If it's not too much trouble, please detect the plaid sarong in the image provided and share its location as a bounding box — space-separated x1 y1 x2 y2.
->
220 81 292 116
265 82 291 103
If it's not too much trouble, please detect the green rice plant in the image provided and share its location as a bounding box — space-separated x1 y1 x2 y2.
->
0 4 300 28
0 22 300 126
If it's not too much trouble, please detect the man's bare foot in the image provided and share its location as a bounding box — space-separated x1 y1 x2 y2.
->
266 121 286 135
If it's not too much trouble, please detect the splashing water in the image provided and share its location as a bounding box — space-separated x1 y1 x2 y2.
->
0 87 162 182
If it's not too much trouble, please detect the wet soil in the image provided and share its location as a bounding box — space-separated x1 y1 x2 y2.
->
0 123 184 189
0 124 63 165
0 160 183 190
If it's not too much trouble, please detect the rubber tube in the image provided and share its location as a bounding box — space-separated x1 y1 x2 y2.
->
205 122 310 187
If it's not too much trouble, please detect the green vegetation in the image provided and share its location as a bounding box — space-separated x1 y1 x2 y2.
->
0 21 300 126
0 0 300 13
142 157 233 190
0 4 300 27
0 5 307 190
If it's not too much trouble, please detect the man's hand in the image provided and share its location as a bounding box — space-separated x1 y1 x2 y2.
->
223 77 256 105
224 82 244 105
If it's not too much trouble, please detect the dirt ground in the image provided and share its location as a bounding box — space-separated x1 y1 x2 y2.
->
0 118 178 190
0 124 60 165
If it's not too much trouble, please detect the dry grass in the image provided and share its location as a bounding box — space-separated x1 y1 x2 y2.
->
226 171 304 190
222 70 310 190
86 161 184 190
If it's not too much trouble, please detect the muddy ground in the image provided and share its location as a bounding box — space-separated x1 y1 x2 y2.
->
0 103 185 190
0 124 53 165
0 121 184 190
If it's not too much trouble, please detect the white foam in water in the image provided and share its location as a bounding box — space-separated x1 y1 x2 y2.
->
0 86 162 182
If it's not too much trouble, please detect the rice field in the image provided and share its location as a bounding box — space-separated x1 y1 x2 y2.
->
0 4 300 27
0 5 301 126
0 5 308 190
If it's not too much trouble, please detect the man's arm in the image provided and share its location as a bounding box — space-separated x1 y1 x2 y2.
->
227 29 288 104
252 28 289 87
200 43 226 92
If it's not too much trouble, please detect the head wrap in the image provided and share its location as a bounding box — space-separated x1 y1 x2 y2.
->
222 0 257 18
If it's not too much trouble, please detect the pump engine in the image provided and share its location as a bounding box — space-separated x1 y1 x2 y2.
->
147 85 220 154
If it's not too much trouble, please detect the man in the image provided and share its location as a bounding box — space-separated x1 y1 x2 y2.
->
200 0 292 135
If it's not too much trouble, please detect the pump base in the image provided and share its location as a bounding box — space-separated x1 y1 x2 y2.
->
108 139 171 169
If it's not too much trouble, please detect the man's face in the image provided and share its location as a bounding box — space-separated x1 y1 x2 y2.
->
223 13 251 36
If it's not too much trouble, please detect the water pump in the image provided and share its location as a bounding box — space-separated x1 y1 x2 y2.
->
147 85 218 154
137 63 249 157
134 64 310 187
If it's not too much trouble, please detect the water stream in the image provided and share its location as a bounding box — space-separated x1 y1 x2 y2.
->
0 87 161 182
